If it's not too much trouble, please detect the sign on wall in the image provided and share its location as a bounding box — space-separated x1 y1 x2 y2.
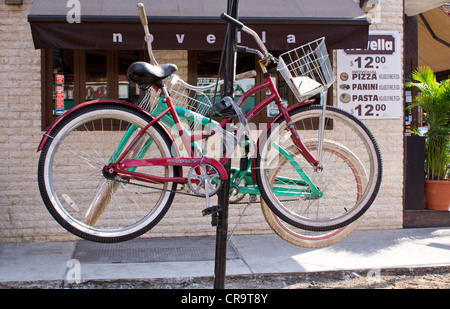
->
336 31 402 119
55 74 65 115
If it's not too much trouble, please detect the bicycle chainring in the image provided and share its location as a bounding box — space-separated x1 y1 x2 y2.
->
187 164 222 197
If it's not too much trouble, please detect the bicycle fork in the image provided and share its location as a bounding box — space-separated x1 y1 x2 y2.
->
317 88 328 166
267 91 330 200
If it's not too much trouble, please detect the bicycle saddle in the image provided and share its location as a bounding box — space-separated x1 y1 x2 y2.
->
127 62 178 89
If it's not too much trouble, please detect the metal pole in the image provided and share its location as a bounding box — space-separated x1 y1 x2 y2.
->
213 0 238 289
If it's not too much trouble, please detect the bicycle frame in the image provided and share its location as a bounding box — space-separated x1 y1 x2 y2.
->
104 71 322 198
238 74 319 167
102 7 325 198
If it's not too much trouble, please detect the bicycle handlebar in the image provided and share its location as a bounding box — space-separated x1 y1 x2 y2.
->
220 13 269 61
137 4 269 76
220 13 244 29
236 70 257 80
236 45 264 60
137 3 148 27
137 3 158 65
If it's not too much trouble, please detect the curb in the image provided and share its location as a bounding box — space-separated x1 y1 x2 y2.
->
2 265 449 289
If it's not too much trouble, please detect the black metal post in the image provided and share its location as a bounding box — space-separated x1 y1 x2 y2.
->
213 0 238 289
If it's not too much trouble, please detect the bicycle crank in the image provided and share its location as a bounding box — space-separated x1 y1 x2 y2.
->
187 163 222 197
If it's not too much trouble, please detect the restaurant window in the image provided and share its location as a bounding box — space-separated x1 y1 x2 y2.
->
85 51 108 101
41 49 144 130
189 50 263 123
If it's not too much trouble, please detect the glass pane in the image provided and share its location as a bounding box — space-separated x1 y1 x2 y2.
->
85 51 107 101
118 51 141 104
195 51 256 114
52 49 74 115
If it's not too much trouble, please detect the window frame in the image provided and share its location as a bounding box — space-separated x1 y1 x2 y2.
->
41 49 147 130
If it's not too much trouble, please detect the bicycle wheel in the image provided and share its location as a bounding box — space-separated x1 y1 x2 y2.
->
262 205 360 248
255 104 382 231
261 139 365 247
38 103 178 243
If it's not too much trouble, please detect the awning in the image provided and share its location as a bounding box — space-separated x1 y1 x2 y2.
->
405 0 449 16
418 6 450 74
28 0 370 51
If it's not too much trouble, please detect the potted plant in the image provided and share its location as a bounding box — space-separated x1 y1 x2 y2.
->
406 66 450 211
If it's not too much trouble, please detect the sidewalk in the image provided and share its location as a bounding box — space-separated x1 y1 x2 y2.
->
0 227 449 285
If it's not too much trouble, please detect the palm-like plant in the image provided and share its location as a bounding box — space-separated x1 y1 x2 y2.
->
406 66 450 180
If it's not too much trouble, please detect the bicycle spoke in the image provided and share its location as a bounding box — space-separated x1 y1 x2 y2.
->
256 105 381 231
38 104 177 242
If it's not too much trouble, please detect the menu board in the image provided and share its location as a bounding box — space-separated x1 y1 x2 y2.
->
336 31 402 119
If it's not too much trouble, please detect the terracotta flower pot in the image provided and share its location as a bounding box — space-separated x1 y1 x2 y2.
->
424 180 450 211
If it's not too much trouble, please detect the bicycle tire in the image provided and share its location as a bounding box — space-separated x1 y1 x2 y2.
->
260 139 366 247
255 104 382 231
262 204 361 248
38 103 178 243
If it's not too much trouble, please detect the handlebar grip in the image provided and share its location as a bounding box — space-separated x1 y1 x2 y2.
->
236 46 248 53
138 3 148 27
220 13 244 29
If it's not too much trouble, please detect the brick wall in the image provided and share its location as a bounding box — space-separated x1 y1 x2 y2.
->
0 0 404 242
354 0 405 230
0 1 44 242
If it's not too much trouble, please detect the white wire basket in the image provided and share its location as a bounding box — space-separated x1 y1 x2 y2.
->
277 37 334 102
139 75 215 132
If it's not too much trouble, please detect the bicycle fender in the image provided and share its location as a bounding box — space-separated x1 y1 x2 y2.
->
37 99 174 152
251 99 315 183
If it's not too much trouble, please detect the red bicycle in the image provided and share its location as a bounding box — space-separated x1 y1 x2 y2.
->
37 7 382 243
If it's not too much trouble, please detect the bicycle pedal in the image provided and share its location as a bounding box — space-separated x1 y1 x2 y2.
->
202 205 222 216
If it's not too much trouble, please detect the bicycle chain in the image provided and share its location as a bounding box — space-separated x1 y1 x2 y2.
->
109 177 259 204
109 177 204 198
109 177 301 205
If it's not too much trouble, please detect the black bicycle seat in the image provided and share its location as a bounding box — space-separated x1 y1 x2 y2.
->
127 62 178 89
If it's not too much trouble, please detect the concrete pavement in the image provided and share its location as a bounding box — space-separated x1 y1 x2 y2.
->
0 227 449 286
